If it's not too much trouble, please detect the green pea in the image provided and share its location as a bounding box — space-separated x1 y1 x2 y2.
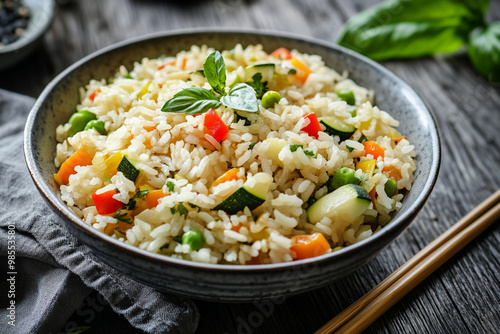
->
181 230 204 250
84 120 107 135
336 89 356 105
261 91 281 109
384 178 398 197
326 167 360 192
68 110 97 136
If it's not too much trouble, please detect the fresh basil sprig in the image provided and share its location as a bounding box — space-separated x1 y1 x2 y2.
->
221 83 258 112
468 22 500 82
203 50 227 96
162 88 222 114
337 0 499 81
161 51 259 114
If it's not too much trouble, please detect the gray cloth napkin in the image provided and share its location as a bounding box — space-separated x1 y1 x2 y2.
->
0 89 199 334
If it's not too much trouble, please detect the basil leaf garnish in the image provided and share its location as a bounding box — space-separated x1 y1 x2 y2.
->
162 51 262 114
468 22 500 82
161 88 221 114
220 83 259 113
203 51 227 96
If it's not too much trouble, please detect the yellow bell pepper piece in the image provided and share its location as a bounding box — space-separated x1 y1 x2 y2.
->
104 152 124 178
388 126 402 139
357 159 377 177
137 81 151 100
250 228 270 241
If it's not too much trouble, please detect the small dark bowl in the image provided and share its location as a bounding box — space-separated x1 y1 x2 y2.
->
0 0 55 70
24 29 440 302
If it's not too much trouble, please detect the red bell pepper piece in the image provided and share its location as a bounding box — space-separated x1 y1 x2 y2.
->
204 108 229 142
301 113 322 139
92 189 124 215
270 47 292 60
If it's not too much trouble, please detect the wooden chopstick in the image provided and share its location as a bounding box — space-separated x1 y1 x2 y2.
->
316 189 500 334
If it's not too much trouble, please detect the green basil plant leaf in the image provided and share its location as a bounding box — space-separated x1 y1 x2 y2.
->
221 83 259 112
468 22 500 82
337 0 488 60
459 0 490 18
203 51 227 96
161 87 221 114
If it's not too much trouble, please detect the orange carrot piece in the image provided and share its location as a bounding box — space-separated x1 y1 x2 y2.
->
55 148 93 185
211 168 242 188
291 232 330 260
89 89 101 101
143 125 156 132
230 223 243 233
182 58 187 70
146 189 169 209
290 57 312 83
363 141 385 159
382 165 403 181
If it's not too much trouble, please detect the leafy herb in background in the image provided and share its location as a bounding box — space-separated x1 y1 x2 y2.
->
468 22 500 82
161 51 259 114
337 0 499 82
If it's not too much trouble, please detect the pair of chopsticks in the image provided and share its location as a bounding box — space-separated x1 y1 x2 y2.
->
316 189 500 334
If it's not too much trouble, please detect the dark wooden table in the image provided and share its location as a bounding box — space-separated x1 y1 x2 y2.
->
3 0 500 333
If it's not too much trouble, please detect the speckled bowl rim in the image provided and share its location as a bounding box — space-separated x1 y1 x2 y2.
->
24 28 440 274
0 0 55 53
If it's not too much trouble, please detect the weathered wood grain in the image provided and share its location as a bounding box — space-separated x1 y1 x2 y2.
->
2 0 499 333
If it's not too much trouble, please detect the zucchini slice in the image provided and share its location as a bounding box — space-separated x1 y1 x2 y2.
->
213 173 272 214
117 156 140 182
307 184 371 224
319 117 356 141
244 63 275 82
